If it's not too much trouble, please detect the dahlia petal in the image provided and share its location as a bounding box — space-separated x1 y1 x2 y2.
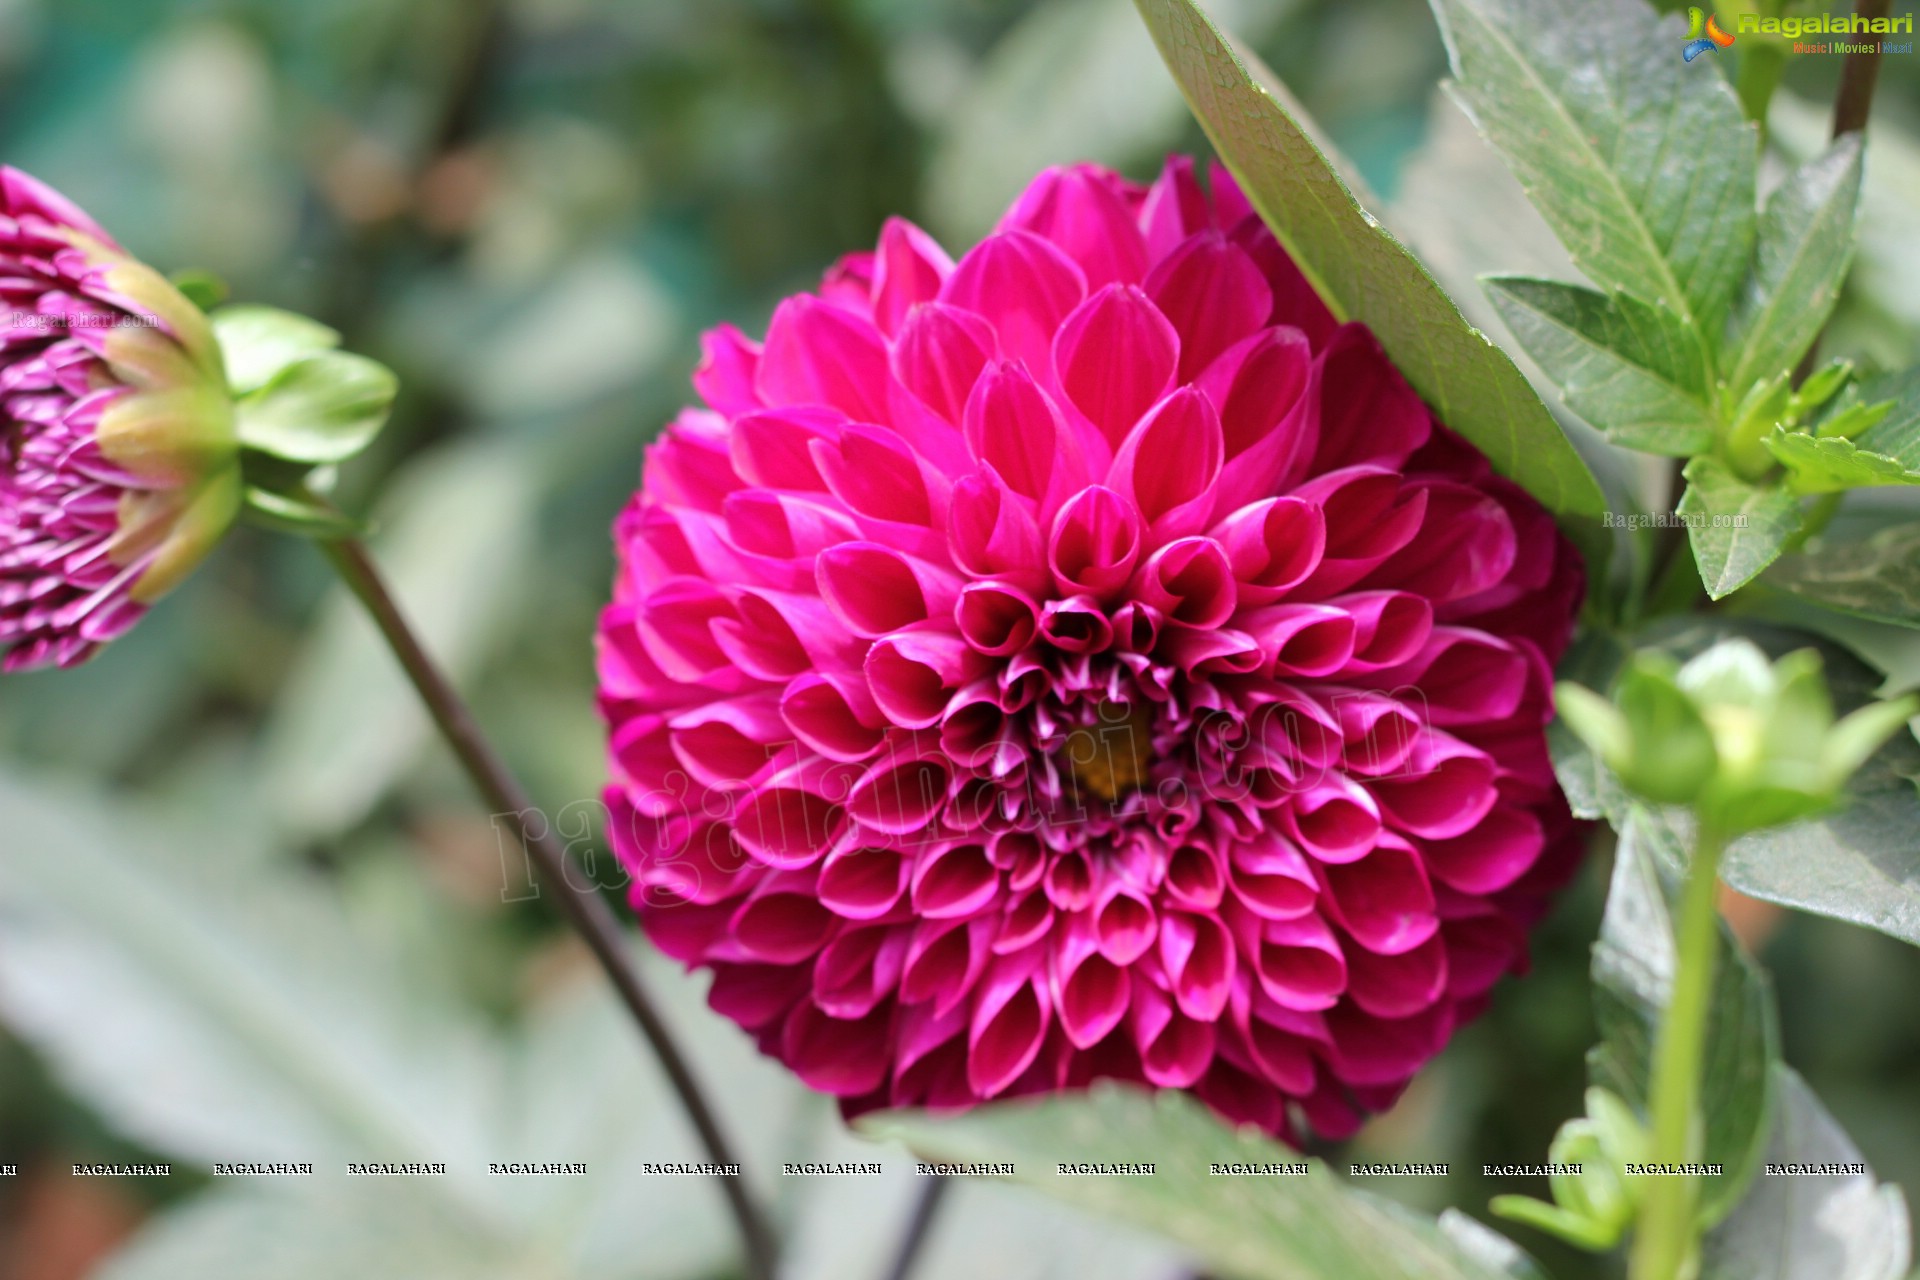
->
865 628 988 730
891 302 998 426
756 295 893 422
1283 776 1382 864
731 879 839 964
728 405 838 491
818 843 910 920
1226 212 1338 348
693 324 765 417
1048 485 1142 601
849 749 953 835
817 541 960 638
1369 482 1517 605
947 471 1046 592
871 218 954 336
1138 155 1212 260
1159 910 1235 1022
781 671 887 762
903 914 996 1017
782 999 894 1097
733 758 854 870
963 359 1090 508
968 953 1051 1097
1209 348 1318 516
1424 808 1545 895
940 228 1085 373
1226 832 1318 921
1054 284 1178 450
668 694 787 791
1343 932 1450 1020
1131 982 1216 1088
814 925 910 1019
1108 388 1224 543
709 961 812 1031
1370 731 1498 840
954 581 1039 656
999 165 1149 289
1324 1002 1454 1088
1134 537 1236 629
910 841 1000 918
1093 884 1157 964
1315 836 1439 955
1308 324 1431 474
1146 231 1272 382
1244 912 1347 1012
1216 496 1324 604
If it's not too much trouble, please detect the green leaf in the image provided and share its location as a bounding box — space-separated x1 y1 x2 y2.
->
1766 430 1920 495
1679 456 1803 599
862 1085 1522 1280
1589 808 1777 1224
1431 0 1756 332
236 351 399 465
1766 521 1920 628
0 773 504 1206
1484 276 1714 455
1700 1068 1913 1280
241 485 368 540
1850 367 1920 467
1723 135 1866 397
1133 0 1605 520
95 1184 523 1280
210 304 342 396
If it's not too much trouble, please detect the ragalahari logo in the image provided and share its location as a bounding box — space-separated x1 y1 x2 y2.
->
1683 6 1737 60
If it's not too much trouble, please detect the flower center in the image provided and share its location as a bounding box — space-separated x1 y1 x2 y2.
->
1062 700 1156 802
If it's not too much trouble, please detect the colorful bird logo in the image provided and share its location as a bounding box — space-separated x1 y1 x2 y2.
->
1682 6 1736 60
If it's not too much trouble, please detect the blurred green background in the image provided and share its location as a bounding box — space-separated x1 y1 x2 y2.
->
1 0 1917 1277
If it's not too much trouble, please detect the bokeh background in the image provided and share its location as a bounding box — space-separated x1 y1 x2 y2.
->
1 0 1918 1277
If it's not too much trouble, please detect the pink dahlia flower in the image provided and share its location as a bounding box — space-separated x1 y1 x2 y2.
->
1 168 239 672
599 158 1584 1140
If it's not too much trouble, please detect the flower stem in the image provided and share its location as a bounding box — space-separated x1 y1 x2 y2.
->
317 537 777 1280
1628 820 1727 1280
879 1175 951 1280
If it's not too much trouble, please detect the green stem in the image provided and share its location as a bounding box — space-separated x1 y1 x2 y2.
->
318 538 778 1280
1629 821 1728 1280
1781 491 1842 554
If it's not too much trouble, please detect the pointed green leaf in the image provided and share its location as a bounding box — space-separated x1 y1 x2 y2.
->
1723 135 1865 396
1850 366 1920 467
1679 457 1802 598
1133 0 1605 519
1700 1067 1912 1280
211 305 342 396
1485 275 1713 455
1590 808 1777 1224
1767 521 1920 628
1766 429 1920 494
862 1085 1521 1280
236 351 399 465
1431 0 1757 332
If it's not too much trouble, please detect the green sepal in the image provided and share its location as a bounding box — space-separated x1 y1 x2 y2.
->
235 351 398 466
241 485 368 541
170 269 230 312
211 305 344 396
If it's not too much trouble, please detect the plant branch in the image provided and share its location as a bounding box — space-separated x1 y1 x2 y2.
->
1793 0 1889 384
1832 0 1893 140
1628 821 1728 1280
317 537 777 1280
879 1175 951 1280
